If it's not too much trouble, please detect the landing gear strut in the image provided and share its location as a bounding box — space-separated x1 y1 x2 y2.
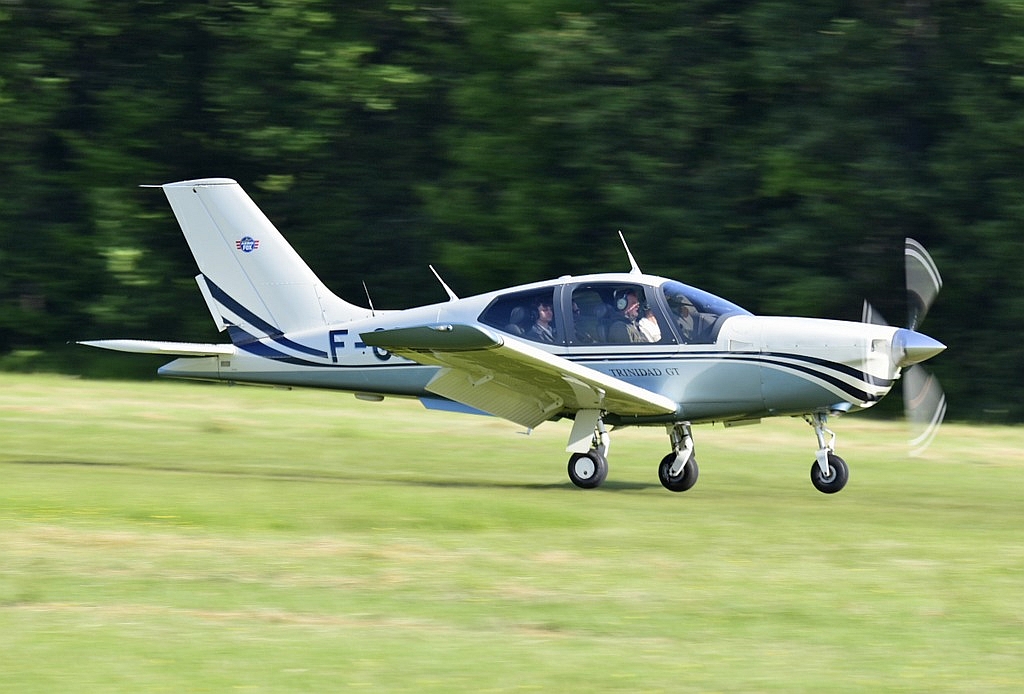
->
805 412 849 494
566 415 609 489
658 422 699 492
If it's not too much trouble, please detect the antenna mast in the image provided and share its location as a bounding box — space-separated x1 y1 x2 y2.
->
429 265 459 301
618 230 642 274
362 281 376 316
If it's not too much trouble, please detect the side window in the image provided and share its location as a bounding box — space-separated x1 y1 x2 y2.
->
479 289 559 344
570 284 672 346
569 287 608 344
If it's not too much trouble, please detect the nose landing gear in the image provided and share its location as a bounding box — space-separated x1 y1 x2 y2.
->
806 412 849 494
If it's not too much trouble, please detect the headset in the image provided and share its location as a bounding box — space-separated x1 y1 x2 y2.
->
613 289 635 311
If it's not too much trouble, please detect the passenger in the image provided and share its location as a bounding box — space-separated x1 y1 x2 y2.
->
638 303 662 343
608 290 648 344
525 299 555 343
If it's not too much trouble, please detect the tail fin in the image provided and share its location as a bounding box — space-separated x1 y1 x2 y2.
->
160 179 370 340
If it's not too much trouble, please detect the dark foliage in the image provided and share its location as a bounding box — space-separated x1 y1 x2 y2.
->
1 1 1021 419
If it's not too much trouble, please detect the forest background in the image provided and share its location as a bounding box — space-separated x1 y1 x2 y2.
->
1 0 1022 421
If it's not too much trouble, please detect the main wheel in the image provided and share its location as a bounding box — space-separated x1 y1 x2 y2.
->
658 451 699 492
810 453 849 494
567 451 608 489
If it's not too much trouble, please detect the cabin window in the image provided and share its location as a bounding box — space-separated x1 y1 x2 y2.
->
479 289 560 344
569 283 673 346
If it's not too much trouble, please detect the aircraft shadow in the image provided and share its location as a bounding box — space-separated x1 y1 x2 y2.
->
5 459 659 493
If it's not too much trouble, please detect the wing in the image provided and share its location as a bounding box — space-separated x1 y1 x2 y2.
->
78 339 236 357
361 324 678 429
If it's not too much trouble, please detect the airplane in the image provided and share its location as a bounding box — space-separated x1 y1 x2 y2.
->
81 178 947 494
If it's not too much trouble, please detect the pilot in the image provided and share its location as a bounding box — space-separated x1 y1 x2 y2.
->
668 294 698 343
526 299 555 342
608 290 648 344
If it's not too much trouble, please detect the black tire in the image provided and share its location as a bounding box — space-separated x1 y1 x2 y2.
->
658 451 699 492
567 451 608 489
810 453 849 494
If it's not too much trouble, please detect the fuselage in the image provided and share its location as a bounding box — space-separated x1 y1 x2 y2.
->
159 271 909 425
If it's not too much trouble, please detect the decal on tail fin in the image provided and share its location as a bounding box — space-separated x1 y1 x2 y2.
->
161 179 371 337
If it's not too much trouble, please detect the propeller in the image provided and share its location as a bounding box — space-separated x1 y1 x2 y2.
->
862 238 946 455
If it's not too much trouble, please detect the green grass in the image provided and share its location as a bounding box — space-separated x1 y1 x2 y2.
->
1 373 1022 692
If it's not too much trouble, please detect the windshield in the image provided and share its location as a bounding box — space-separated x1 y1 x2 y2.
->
661 280 750 344
661 281 750 317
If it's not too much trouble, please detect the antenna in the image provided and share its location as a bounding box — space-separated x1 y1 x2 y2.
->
429 265 459 301
362 281 376 316
618 230 642 274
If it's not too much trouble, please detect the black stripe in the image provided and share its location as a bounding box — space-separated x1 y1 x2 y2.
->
205 278 327 358
570 350 890 401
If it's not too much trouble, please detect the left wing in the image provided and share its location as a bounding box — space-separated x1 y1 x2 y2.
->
361 324 678 429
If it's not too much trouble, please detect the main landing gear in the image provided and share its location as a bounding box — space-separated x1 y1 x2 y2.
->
566 417 609 489
805 412 849 494
658 422 699 492
565 415 700 492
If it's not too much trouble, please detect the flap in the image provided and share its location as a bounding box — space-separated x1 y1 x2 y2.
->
362 324 677 429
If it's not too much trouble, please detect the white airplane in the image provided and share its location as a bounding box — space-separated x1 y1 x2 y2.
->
82 178 946 493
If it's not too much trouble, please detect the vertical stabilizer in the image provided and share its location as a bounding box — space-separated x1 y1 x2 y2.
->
161 179 370 338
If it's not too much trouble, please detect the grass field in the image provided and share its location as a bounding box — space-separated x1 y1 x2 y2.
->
1 373 1022 692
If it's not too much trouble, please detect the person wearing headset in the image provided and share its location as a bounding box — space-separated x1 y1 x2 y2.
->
525 299 556 343
607 289 649 343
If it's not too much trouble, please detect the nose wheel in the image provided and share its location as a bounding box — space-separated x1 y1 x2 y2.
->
806 412 849 494
810 452 849 494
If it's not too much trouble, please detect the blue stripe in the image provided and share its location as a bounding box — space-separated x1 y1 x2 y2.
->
206 279 281 338
237 341 326 366
205 277 327 358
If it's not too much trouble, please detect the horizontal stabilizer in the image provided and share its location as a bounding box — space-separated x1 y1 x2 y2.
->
78 339 236 357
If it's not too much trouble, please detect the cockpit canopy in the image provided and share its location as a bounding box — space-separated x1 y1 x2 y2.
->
479 278 751 347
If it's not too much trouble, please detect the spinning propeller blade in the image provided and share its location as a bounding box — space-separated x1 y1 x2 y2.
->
904 363 947 456
861 299 888 327
906 237 943 330
863 239 946 454
902 238 946 455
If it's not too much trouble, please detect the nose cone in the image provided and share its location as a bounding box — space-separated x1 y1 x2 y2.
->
893 328 946 367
